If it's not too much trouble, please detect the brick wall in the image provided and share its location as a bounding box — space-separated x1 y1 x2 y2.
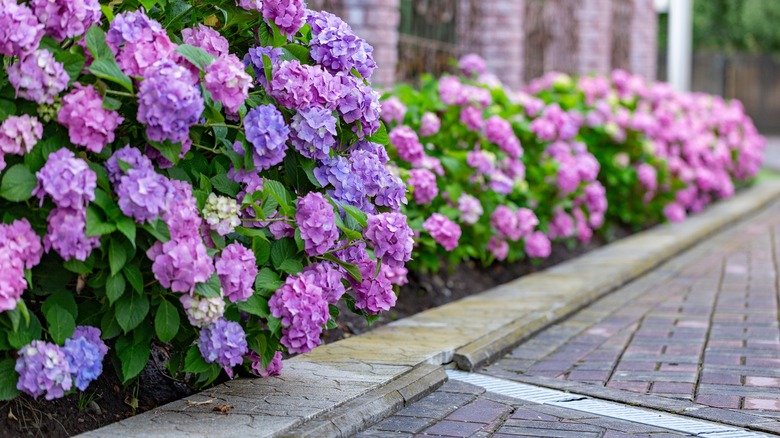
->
338 0 401 87
629 0 657 79
579 0 613 75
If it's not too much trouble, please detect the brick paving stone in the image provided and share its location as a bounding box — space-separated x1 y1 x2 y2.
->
422 420 485 437
695 394 741 409
446 399 510 423
744 398 780 411
373 416 435 433
650 382 694 394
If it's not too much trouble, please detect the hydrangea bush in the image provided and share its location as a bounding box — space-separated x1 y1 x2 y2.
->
0 0 408 401
381 55 763 271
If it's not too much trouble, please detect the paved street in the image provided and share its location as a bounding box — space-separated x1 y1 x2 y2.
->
358 199 780 436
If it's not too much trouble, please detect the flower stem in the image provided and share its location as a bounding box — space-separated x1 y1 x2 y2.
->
105 89 135 98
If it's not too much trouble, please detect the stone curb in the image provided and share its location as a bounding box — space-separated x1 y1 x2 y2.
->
81 180 780 438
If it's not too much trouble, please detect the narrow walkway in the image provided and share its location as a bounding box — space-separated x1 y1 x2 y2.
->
358 201 780 437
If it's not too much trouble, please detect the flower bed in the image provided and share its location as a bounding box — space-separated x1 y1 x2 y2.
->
381 56 764 272
0 0 409 404
0 0 768 435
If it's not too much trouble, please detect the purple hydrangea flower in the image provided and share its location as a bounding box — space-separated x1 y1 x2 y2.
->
58 84 124 153
485 116 522 158
215 243 258 303
162 180 203 241
289 107 337 160
238 0 263 11
106 9 162 48
16 341 72 400
664 202 687 223
488 237 509 261
420 112 441 137
549 210 575 239
181 294 225 328
116 27 177 78
263 0 306 35
246 45 283 87
244 105 290 170
0 248 26 312
202 193 241 236
62 326 108 391
204 54 253 113
557 164 580 195
439 76 464 106
364 213 414 268
516 208 539 237
7 49 69 104
525 231 551 258
380 97 406 124
334 239 370 264
0 115 43 156
147 237 214 294
307 10 377 79
250 351 283 377
138 60 204 144
637 163 658 191
105 145 147 184
111 149 174 224
0 0 44 57
458 53 487 77
314 155 368 209
198 318 248 369
408 168 438 204
349 259 396 314
460 106 484 132
381 263 408 286
297 192 339 256
269 274 329 354
181 24 229 57
34 148 96 209
389 126 424 164
30 0 101 41
0 218 43 269
423 213 461 251
44 207 101 261
457 194 483 225
337 74 381 138
302 262 345 305
491 205 521 241
267 60 316 109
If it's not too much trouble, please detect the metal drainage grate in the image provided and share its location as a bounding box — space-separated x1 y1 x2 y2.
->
446 370 768 437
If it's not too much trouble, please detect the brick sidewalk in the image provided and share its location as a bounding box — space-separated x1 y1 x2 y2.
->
481 200 780 412
357 380 689 437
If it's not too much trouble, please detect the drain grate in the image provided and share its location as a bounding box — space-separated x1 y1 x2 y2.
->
446 370 768 437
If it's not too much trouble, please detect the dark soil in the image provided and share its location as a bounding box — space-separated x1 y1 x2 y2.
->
3 227 632 437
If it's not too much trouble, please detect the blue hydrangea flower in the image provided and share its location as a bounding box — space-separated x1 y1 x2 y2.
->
244 105 290 170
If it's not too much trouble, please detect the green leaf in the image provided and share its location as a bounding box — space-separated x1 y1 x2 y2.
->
341 203 368 228
106 273 126 305
322 254 362 282
115 328 151 383
194 273 221 298
279 259 303 275
263 180 293 215
270 238 297 269
85 26 113 60
255 268 282 293
236 226 268 238
281 44 311 63
41 291 78 319
236 294 270 318
154 300 179 343
55 50 86 84
139 0 158 11
252 235 271 265
210 174 240 197
176 44 216 70
44 303 76 345
367 121 389 146
183 345 211 373
7 314 42 349
116 216 136 247
149 140 182 165
123 264 144 294
89 58 134 92
0 359 20 401
115 291 149 333
0 164 37 202
86 205 117 236
100 309 121 339
142 219 171 242
109 237 128 277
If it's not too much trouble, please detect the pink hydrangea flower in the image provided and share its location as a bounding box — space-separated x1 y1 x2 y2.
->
43 207 101 261
664 202 687 223
349 259 396 314
420 112 441 137
637 163 658 192
0 115 43 157
296 192 339 256
30 0 101 41
0 248 27 312
215 243 258 303
181 24 229 57
58 84 124 153
204 54 253 113
302 262 345 305
0 218 43 269
364 213 414 268
147 237 214 294
408 168 438 204
423 213 461 251
457 194 483 225
548 210 575 239
460 106 484 132
0 0 44 57
269 274 329 354
488 237 509 261
389 126 424 164
7 49 69 104
380 97 406 124
34 148 96 210
525 231 551 258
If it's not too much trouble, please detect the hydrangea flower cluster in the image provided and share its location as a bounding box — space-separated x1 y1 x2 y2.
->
408 169 438 204
110 146 174 223
289 107 337 160
0 115 43 171
203 193 241 236
181 294 226 328
263 0 306 36
7 49 69 104
296 192 339 256
349 259 396 314
182 24 229 57
30 0 102 42
215 243 258 303
302 262 345 304
364 213 414 268
0 0 44 57
63 326 108 391
58 84 124 153
15 341 72 400
244 104 290 170
204 54 253 113
198 319 248 371
269 275 329 354
423 214 461 251
307 10 377 80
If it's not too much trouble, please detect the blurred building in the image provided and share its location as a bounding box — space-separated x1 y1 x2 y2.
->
310 0 658 88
